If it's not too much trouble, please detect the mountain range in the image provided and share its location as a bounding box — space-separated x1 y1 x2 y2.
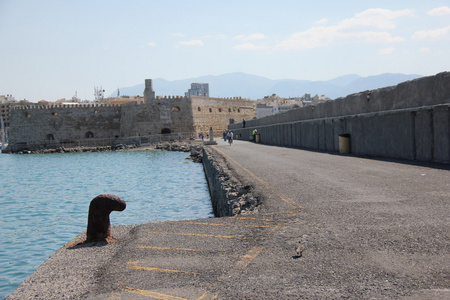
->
112 72 424 100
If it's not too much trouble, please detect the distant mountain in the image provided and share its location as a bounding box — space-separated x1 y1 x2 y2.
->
112 72 424 100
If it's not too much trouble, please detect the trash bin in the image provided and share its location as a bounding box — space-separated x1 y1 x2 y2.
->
338 134 351 154
255 134 260 143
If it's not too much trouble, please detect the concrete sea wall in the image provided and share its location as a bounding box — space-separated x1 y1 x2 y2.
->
230 72 450 163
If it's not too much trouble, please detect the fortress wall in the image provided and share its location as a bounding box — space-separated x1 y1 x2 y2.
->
120 98 195 137
9 105 122 150
7 94 256 151
191 97 256 135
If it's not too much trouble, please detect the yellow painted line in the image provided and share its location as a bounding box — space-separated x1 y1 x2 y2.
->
128 261 200 275
230 216 274 222
232 246 264 270
197 291 218 299
213 147 301 211
260 211 295 215
145 231 236 239
125 287 188 300
166 221 274 228
136 245 241 258
137 245 203 252
268 224 283 235
107 292 121 300
218 246 264 281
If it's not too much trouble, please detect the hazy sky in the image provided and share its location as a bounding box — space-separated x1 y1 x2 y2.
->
1 0 449 101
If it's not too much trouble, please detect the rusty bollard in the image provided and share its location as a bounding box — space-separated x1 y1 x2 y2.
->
85 194 126 243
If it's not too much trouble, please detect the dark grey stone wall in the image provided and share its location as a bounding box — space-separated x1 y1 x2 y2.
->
230 72 450 164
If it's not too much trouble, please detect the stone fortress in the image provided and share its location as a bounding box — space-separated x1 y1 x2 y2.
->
7 79 256 151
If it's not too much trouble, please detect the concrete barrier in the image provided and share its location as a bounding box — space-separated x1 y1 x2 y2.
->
229 73 450 164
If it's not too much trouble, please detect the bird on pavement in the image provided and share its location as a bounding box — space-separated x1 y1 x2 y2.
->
295 242 304 258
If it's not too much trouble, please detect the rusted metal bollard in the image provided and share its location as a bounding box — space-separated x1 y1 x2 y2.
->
85 194 126 243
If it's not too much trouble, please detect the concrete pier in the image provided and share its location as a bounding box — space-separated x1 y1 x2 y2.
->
7 140 450 299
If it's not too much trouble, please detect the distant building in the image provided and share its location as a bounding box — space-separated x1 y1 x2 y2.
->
185 83 209 97
256 94 301 118
0 94 16 103
256 93 330 117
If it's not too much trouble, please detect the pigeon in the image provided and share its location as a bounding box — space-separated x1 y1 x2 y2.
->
295 242 304 258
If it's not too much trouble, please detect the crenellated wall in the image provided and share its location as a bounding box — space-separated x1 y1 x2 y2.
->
191 96 255 134
230 72 450 164
9 104 123 149
7 92 257 151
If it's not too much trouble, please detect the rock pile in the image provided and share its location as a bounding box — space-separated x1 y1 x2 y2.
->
202 146 260 216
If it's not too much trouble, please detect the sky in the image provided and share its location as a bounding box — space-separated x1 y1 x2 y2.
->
1 0 449 102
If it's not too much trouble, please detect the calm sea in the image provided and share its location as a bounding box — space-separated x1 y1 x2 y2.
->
0 150 213 299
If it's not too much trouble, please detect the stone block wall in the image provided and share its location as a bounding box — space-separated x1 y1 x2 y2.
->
120 97 195 137
9 104 122 150
7 95 257 151
191 97 256 135
230 72 450 164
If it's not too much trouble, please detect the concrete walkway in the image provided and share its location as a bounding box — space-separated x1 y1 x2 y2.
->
8 140 450 299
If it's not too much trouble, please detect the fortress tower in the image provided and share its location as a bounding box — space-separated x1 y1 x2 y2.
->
144 79 155 102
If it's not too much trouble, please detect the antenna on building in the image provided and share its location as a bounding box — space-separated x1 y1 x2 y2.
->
117 88 120 97
94 86 105 102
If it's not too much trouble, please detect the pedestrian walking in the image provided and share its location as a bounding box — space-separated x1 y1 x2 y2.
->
227 131 234 145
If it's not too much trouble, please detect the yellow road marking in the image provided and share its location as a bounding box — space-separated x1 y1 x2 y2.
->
197 291 218 299
136 245 241 257
230 216 274 222
213 147 301 211
107 292 121 300
232 246 264 270
218 246 264 281
268 224 283 235
124 287 218 300
145 231 235 239
166 221 274 228
125 287 188 300
128 261 200 275
137 245 203 252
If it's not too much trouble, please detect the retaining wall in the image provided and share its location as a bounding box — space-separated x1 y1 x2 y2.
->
230 72 450 164
201 146 259 217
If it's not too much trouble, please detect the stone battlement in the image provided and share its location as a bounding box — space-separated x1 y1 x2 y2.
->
155 95 189 100
12 103 122 110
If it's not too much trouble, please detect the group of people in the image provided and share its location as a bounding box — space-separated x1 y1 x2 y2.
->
198 122 257 145
223 130 234 145
198 132 210 141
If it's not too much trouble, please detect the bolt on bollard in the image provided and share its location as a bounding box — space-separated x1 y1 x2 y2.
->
85 194 126 243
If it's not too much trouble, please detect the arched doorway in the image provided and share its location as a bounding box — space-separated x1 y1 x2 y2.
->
161 128 172 134
85 131 94 138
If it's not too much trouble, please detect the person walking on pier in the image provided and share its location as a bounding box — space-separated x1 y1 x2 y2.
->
227 131 234 145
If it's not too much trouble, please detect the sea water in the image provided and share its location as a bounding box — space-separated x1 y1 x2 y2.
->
0 150 214 299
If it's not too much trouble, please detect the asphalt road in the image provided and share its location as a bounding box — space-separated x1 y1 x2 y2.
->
8 140 450 299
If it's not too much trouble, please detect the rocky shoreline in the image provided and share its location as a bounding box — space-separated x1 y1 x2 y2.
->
4 140 202 155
